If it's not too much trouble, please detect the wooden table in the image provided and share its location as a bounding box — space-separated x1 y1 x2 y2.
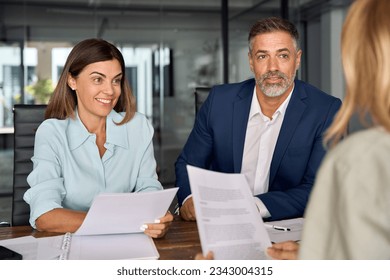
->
0 215 201 260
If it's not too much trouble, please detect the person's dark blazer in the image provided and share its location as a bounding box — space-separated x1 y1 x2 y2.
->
175 78 342 221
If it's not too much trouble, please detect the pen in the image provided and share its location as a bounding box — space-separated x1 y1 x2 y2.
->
264 224 291 231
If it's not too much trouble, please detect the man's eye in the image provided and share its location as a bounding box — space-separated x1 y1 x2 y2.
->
279 54 289 59
257 55 266 60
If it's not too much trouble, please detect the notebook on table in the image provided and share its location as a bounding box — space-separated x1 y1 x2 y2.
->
58 187 178 260
0 188 178 260
59 232 159 260
56 188 177 260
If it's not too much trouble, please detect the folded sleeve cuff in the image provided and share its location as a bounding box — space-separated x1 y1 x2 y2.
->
23 178 65 228
254 197 271 218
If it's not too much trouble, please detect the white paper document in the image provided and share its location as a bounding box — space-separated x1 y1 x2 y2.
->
67 233 159 260
0 188 177 260
187 165 271 260
0 235 64 260
63 188 178 259
76 188 178 235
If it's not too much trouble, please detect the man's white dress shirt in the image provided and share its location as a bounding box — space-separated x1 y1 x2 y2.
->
241 86 293 218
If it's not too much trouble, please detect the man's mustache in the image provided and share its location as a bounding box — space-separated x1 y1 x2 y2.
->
260 71 288 81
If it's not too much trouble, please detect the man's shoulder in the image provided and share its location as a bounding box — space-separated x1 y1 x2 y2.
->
210 78 255 101
213 78 255 91
295 79 340 102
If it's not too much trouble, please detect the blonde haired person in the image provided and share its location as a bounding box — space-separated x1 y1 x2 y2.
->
268 0 390 259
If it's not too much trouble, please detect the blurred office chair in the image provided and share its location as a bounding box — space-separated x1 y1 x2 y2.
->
172 87 211 216
12 104 46 226
194 87 211 115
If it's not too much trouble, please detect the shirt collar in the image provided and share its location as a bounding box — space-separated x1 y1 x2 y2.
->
67 108 129 151
249 84 294 122
106 110 129 149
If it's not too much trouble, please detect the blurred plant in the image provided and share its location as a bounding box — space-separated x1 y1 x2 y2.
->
13 93 21 103
25 78 54 104
187 39 220 88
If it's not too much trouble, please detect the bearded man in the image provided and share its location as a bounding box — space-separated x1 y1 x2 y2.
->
175 17 341 222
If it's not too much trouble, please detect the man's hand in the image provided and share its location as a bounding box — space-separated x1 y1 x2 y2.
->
195 251 214 260
180 197 197 221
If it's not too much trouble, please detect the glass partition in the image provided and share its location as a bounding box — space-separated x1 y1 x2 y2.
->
0 43 38 127
0 0 352 187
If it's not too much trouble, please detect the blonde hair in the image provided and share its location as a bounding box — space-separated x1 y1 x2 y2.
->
325 0 390 147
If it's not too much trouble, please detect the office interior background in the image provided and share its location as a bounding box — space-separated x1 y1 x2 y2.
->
0 0 353 223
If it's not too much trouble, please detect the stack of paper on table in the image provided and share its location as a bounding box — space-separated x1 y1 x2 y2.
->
265 217 304 243
0 188 178 260
0 235 63 260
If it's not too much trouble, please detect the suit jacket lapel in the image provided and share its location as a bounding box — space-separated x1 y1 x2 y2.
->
232 80 254 173
269 81 307 185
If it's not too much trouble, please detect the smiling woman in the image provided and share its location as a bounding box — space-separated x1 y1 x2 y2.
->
45 38 135 123
68 59 123 157
23 39 173 238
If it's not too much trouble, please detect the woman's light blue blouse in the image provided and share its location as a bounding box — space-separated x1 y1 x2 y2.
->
24 109 162 228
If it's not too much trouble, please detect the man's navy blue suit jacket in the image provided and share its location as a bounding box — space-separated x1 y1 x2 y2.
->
175 78 342 221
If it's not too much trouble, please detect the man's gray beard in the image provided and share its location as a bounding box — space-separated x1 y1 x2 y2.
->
257 71 295 97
